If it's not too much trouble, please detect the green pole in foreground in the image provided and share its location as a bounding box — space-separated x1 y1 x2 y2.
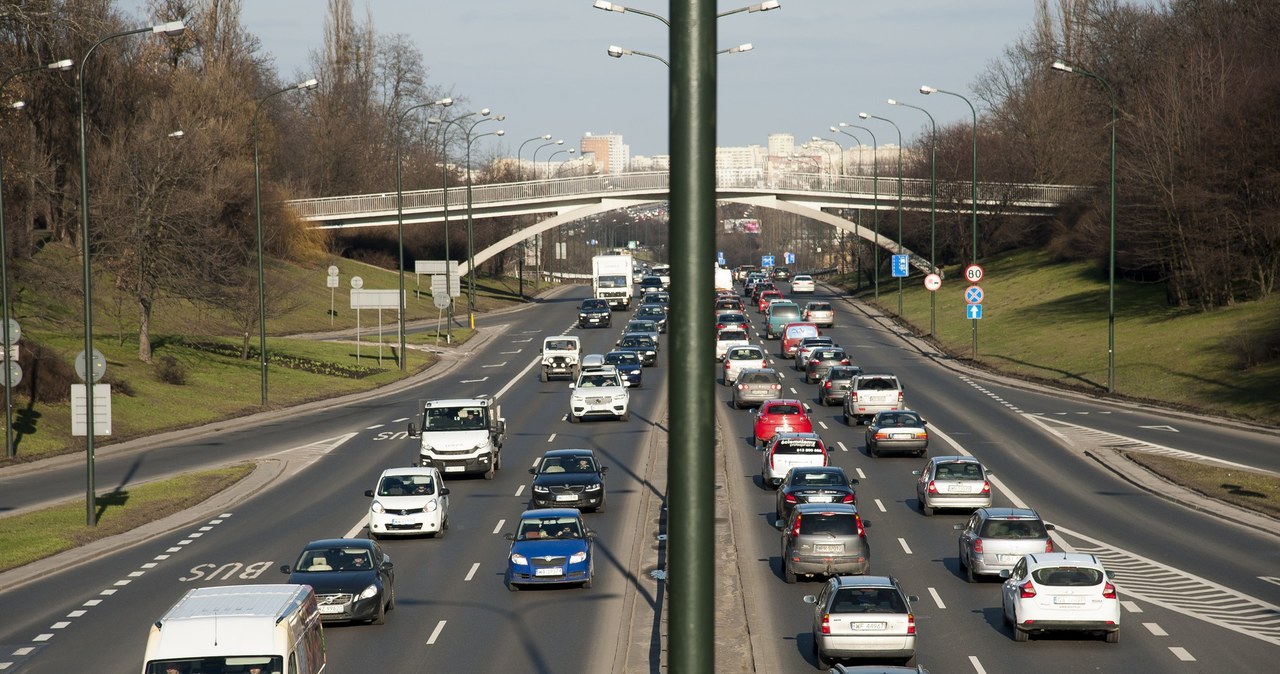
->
670 1 715 670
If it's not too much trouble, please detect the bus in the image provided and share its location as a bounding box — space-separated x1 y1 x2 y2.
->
141 584 325 674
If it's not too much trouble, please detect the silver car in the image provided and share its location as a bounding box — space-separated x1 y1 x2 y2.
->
913 456 992 516
732 368 783 409
803 575 919 668
802 300 835 328
955 507 1056 582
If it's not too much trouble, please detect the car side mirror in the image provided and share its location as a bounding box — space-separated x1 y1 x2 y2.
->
953 523 965 530
439 487 450 496
279 565 291 574
802 595 817 604
1105 570 1116 580
586 531 597 539
382 557 394 570
407 423 418 437
849 478 860 485
503 533 515 541
921 419 928 425
911 470 921 476
529 467 538 475
623 381 631 387
364 489 375 497
600 466 609 474
497 420 506 434
907 595 920 603
774 518 785 529
569 383 576 389
999 569 1012 579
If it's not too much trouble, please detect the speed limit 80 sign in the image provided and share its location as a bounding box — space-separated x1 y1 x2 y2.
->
964 264 985 283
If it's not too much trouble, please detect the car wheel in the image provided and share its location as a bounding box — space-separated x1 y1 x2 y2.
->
1002 603 1012 626
484 462 496 480
1014 626 1028 642
539 370 548 382
783 559 797 584
813 640 832 669
869 443 880 458
569 413 579 424
921 499 933 516
619 410 630 422
593 499 606 514
843 411 851 425
965 560 976 583
368 529 380 540
372 597 387 625
1105 629 1119 644
507 582 520 592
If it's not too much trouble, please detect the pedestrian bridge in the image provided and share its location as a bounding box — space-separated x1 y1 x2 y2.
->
285 171 1089 275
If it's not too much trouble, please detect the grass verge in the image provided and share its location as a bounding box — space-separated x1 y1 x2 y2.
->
1123 452 1280 519
0 464 254 573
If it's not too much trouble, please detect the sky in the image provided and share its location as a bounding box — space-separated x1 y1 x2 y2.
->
123 1 1046 158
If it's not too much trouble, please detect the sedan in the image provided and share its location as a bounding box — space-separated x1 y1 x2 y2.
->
913 456 992 516
1001 552 1120 643
793 336 836 369
528 448 608 512
732 367 784 408
804 347 852 384
616 333 659 366
622 318 661 347
775 465 858 521
817 365 863 406
864 410 929 457
956 507 1056 583
635 303 668 333
280 538 395 624
790 274 816 293
639 275 663 294
364 467 450 539
604 350 643 387
752 398 813 449
504 508 595 590
757 289 783 313
715 311 750 332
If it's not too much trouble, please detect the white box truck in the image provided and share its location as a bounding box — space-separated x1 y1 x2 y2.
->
141 584 325 674
714 266 734 293
592 254 634 310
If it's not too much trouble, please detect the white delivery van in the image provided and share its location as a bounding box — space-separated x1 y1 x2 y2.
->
141 584 325 674
407 397 506 479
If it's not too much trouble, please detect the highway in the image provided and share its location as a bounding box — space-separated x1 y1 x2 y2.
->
0 282 1278 673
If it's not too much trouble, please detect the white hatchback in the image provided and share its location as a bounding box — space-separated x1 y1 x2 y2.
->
1001 552 1120 643
365 467 450 539
791 274 816 293
723 345 768 386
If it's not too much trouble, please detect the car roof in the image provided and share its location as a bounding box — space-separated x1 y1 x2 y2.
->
519 507 584 519
605 350 639 359
738 367 778 376
794 502 857 515
378 466 439 478
302 538 374 550
540 448 596 459
763 398 804 407
1025 552 1102 568
977 507 1042 520
929 455 981 464
423 398 491 407
772 431 823 442
831 574 898 589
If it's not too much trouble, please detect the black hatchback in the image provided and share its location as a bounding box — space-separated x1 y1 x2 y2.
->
528 448 609 512
281 538 395 624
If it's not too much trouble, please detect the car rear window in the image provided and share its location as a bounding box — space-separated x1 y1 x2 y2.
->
830 588 908 613
766 404 801 415
718 330 748 341
794 471 845 486
797 512 860 536
875 412 922 427
808 302 831 310
773 438 826 455
786 325 819 339
1032 567 1104 586
771 305 800 319
935 462 984 480
728 348 761 359
980 519 1048 539
742 372 778 384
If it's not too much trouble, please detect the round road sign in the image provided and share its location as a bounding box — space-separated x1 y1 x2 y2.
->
924 273 942 292
965 264 985 283
75 348 107 383
2 319 18 345
351 276 364 290
327 265 339 277
964 285 985 305
4 361 20 386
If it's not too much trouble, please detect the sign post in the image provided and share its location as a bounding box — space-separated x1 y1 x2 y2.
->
964 264 985 360
326 265 339 326
2 318 17 458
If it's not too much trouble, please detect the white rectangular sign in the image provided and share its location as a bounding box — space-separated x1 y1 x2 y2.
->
351 289 404 309
415 260 458 275
71 384 112 436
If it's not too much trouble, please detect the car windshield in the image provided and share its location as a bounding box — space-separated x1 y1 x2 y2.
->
582 300 607 309
794 471 845 486
1032 566 1104 586
518 516 584 540
539 456 596 473
577 374 618 388
605 352 639 366
545 339 577 352
797 513 860 536
378 474 434 496
423 406 487 431
146 657 284 674
829 588 908 614
980 519 1049 539
298 547 371 572
875 413 922 427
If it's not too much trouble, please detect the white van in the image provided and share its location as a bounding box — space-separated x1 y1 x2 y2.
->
141 584 325 674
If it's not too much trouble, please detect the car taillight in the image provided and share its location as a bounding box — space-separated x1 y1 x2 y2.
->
926 481 938 494
772 384 782 390
809 359 819 365
1019 581 1037 598
1102 582 1116 599
897 391 904 403
906 613 916 635
1044 539 1054 553
981 480 991 494
973 538 984 553
875 431 889 440
841 493 855 504
737 384 747 390
840 359 850 365
820 613 831 634
856 514 865 536
847 391 858 402
824 382 832 389
792 514 802 537
785 493 798 503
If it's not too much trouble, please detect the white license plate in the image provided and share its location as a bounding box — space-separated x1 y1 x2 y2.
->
1053 595 1086 605
852 622 886 631
555 494 578 502
997 554 1020 562
946 484 970 492
808 496 834 503
534 567 564 577
444 466 465 472
318 605 344 614
390 518 408 526
814 544 843 554
891 433 912 440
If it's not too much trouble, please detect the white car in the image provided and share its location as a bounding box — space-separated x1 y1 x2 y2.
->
365 467 450 539
569 366 631 422
790 274 816 293
722 344 768 386
1001 552 1120 643
715 327 751 361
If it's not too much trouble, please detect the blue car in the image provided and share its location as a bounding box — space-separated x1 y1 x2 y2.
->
504 508 595 590
604 350 643 387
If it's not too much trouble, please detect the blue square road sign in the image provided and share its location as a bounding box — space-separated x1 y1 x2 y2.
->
967 304 983 320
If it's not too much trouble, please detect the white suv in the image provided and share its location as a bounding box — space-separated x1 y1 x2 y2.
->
569 366 631 422
365 467 450 539
1000 552 1120 643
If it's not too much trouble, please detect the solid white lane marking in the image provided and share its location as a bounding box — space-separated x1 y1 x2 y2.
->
500 349 522 354
968 656 988 674
1139 425 1178 432
460 377 489 383
426 620 447 645
1262 576 1280 587
465 563 480 581
1144 622 1168 636
344 517 368 540
928 587 946 609
874 499 887 513
492 519 505 534
1170 647 1196 661
898 538 912 554
482 362 507 368
1121 600 1143 613
514 485 525 497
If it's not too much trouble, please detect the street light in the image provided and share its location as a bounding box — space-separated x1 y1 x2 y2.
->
253 77 319 401
607 45 669 67
594 0 781 23
77 19 185 526
394 96 452 370
1 58 72 459
830 126 866 289
517 134 552 182
809 136 842 189
1050 61 1117 393
860 112 904 316
552 148 579 177
465 123 505 327
889 97 938 336
920 84 979 359
532 138 564 178
839 121 880 299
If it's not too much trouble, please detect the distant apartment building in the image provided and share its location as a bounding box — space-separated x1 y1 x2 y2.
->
580 132 630 174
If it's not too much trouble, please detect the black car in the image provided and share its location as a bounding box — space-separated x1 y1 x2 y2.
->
642 290 671 307
775 465 859 521
639 275 664 294
635 303 669 333
817 365 864 406
281 538 395 624
616 333 659 366
528 448 609 512
577 298 612 328
604 350 643 387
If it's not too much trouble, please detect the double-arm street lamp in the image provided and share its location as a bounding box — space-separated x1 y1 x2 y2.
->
78 19 186 526
254 78 319 401
608 42 754 67
517 134 552 182
1 58 73 458
889 97 938 336
829 127 866 286
920 84 980 359
594 0 780 24
464 120 505 326
839 121 879 299
860 112 904 316
1051 60 1118 393
394 96 452 370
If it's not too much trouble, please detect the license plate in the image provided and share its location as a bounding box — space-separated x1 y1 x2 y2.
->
535 567 563 577
555 494 578 502
808 496 834 503
997 554 1020 562
1053 595 1086 605
318 605 344 614
891 433 911 440
814 544 843 554
852 622 886 631
444 466 465 472
946 484 969 492
390 518 408 525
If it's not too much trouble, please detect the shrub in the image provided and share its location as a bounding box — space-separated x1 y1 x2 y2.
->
155 355 187 385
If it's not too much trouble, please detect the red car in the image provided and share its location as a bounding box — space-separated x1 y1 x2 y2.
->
757 289 783 313
752 399 813 450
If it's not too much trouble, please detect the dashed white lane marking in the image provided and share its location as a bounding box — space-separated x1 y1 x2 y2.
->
547 433 557 442
958 375 1023 413
789 387 798 394
492 519 506 535
928 587 946 609
1121 600 1143 613
874 499 887 513
856 468 866 479
1143 622 1168 636
31 635 51 643
514 485 525 497
99 589 117 596
67 611 85 618
968 656 988 674
817 421 829 430
465 563 480 581
836 441 849 452
1170 647 1196 661
82 600 101 607
365 423 384 430
12 647 33 655
897 538 912 554
393 417 410 422
426 620 448 645
49 622 69 630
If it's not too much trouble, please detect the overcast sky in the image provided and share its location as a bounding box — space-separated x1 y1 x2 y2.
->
125 1 1048 157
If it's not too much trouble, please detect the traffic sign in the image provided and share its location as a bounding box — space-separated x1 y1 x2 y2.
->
965 264 984 283
327 265 339 277
924 273 942 291
351 276 364 290
784 252 795 265
892 254 910 278
75 348 107 383
761 254 775 267
964 285 984 304
967 304 983 319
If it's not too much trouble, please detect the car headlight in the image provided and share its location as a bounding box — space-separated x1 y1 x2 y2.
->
358 583 380 600
510 553 528 565
370 501 386 514
569 551 587 564
613 394 627 402
532 485 550 493
425 499 438 512
584 483 602 492
422 444 436 452
471 443 485 452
